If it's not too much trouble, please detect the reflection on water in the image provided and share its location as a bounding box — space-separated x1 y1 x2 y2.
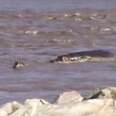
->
0 6 116 104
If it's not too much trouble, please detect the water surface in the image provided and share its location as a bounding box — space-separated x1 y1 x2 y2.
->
0 0 116 104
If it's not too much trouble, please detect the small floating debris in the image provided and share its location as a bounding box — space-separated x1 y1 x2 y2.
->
47 16 57 20
64 13 80 18
74 12 81 16
24 30 38 35
100 27 112 34
90 13 107 20
64 13 70 17
79 15 91 21
50 50 115 64
13 61 27 69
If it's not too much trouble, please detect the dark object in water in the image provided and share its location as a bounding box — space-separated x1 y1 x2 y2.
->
13 61 26 69
85 91 103 100
50 50 115 63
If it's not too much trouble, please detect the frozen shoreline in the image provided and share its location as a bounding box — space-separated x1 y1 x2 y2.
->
0 87 116 116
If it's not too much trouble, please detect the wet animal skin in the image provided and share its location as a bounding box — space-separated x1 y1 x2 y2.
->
50 50 116 64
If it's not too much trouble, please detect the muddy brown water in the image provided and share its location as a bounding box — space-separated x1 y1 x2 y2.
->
0 0 116 104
